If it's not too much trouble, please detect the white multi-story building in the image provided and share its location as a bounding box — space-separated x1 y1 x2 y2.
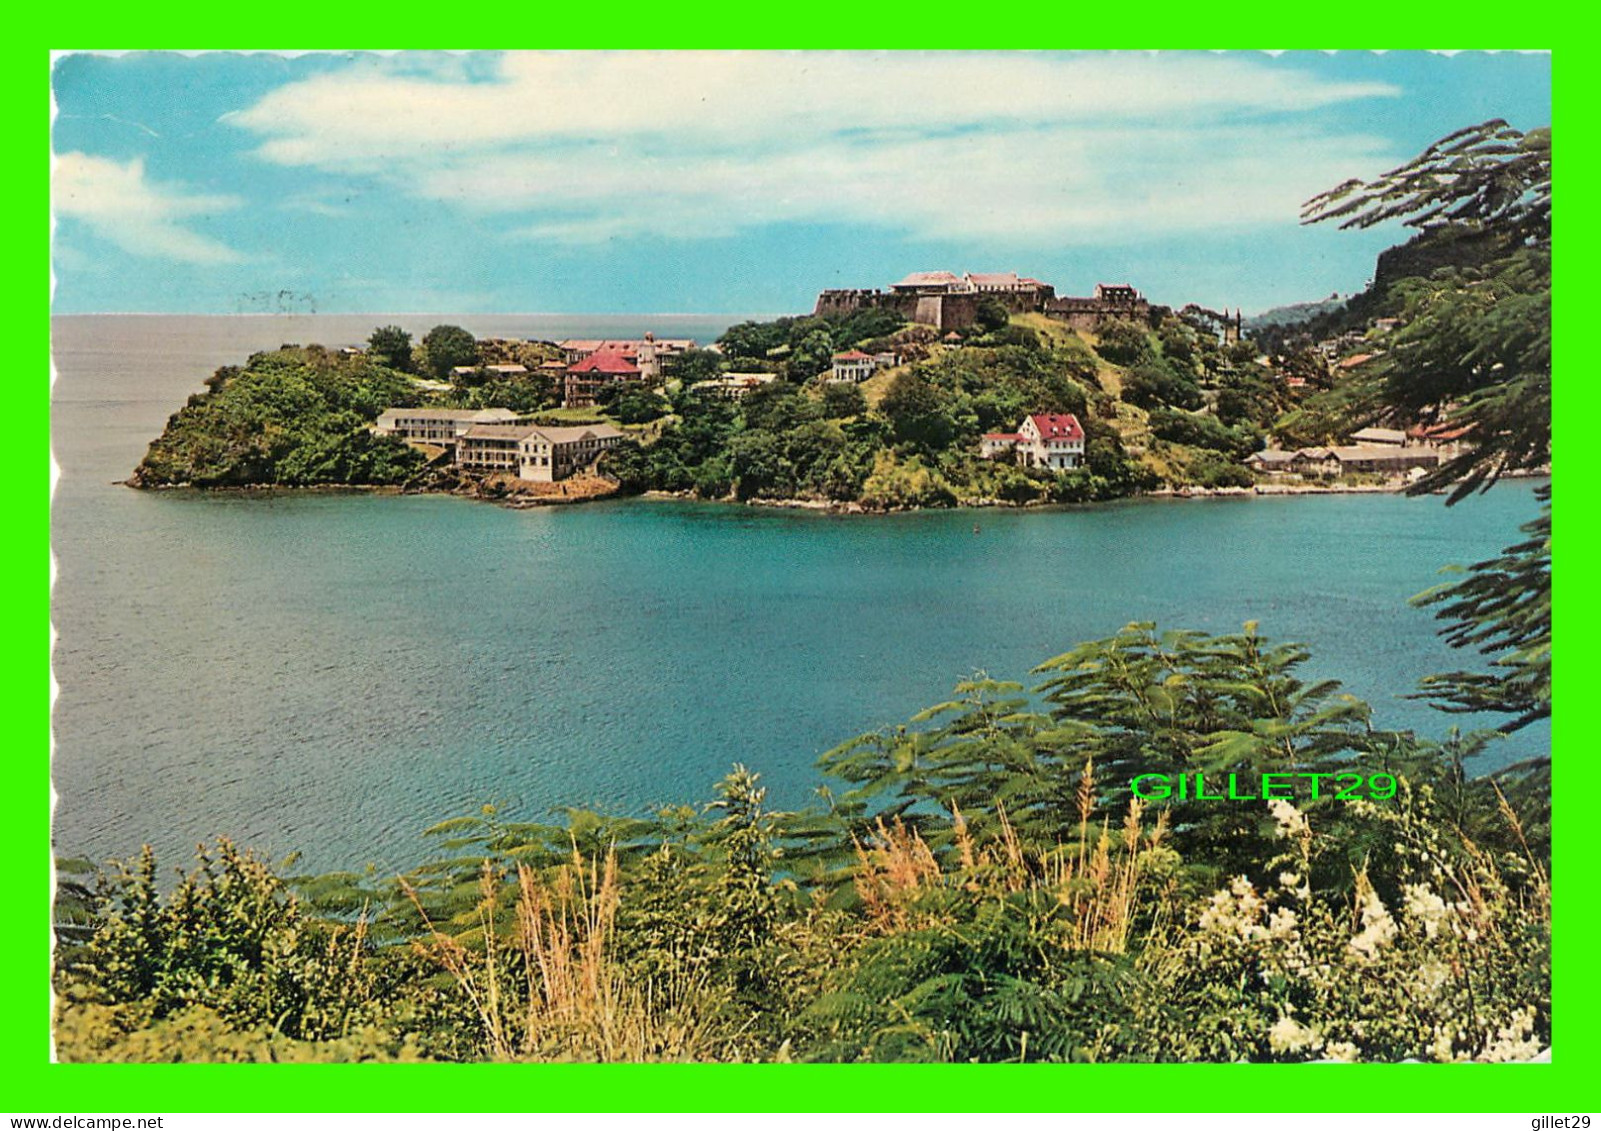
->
374 407 528 445
979 413 1086 471
455 423 627 482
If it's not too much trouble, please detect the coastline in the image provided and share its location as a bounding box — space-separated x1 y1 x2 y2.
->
121 471 1551 514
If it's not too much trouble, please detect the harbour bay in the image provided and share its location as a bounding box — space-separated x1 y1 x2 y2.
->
51 315 1550 873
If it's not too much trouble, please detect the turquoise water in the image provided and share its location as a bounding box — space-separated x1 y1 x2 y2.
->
50 316 1550 873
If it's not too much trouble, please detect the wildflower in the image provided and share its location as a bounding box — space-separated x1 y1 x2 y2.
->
1323 1040 1360 1062
1269 1014 1319 1055
1432 1030 1458 1063
1414 960 1449 1000
1268 907 1299 940
1198 877 1268 942
1348 876 1397 959
1268 798 1309 839
1479 1007 1542 1063
1402 883 1452 938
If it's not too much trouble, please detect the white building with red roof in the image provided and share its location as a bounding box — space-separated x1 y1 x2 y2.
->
829 349 878 383
981 413 1086 471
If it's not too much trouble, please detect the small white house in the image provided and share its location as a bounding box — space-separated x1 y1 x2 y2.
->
829 350 877 383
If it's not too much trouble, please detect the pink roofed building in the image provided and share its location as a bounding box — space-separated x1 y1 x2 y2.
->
564 348 643 408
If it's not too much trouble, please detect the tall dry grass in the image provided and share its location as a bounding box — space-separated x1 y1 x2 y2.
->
852 757 1171 953
403 849 720 1061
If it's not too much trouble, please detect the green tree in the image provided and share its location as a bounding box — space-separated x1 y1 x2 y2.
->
973 296 1010 335
421 324 480 379
664 348 724 385
821 381 868 419
717 319 790 361
609 388 671 424
1092 319 1151 365
879 371 962 453
366 325 413 372
1302 120 1550 501
789 328 836 381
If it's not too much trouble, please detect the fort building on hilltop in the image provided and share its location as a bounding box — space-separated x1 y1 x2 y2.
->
815 272 1170 333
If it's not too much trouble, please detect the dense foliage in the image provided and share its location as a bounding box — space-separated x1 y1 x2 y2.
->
54 625 1549 1064
130 346 427 488
419 324 480 379
597 325 1261 506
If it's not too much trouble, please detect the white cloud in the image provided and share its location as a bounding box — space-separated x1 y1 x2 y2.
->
52 152 246 264
230 51 1403 246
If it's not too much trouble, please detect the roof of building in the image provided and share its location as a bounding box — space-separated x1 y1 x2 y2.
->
461 422 627 444
1350 426 1408 445
1338 353 1377 370
833 349 873 361
1409 421 1476 441
982 433 1022 442
967 272 1020 287
1025 413 1085 442
378 407 520 422
537 423 626 443
1330 445 1440 463
1248 449 1300 464
461 424 540 440
568 349 642 375
893 270 965 288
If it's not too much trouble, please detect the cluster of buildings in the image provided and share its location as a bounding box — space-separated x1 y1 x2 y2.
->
555 334 697 408
373 406 624 483
815 270 1178 334
1247 424 1470 479
979 413 1087 471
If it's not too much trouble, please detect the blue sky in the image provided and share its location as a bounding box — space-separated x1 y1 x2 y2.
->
50 51 1550 317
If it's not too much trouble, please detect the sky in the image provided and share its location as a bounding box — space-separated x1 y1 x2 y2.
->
49 51 1551 317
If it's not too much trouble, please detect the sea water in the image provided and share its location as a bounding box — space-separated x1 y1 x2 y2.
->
50 315 1550 873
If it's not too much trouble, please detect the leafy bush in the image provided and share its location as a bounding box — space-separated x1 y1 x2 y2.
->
1124 360 1203 411
1093 319 1153 365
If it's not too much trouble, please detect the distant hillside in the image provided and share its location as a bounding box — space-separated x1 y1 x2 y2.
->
1243 296 1347 332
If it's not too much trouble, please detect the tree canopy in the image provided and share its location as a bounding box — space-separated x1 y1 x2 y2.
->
421 324 480 379
366 325 412 372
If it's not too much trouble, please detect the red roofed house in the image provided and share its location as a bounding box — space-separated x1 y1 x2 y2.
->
829 349 877 383
981 413 1086 471
564 348 643 408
